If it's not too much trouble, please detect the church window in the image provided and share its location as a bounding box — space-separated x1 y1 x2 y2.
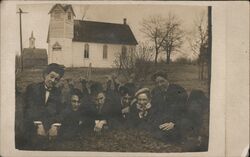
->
84 44 89 59
52 42 62 51
103 45 108 59
121 46 127 59
68 12 71 20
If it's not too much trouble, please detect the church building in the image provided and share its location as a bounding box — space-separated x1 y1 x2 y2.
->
22 32 48 68
47 4 138 68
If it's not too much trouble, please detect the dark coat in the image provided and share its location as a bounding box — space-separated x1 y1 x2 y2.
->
151 84 188 124
23 82 63 136
83 97 120 129
127 102 157 132
58 105 86 139
151 84 188 143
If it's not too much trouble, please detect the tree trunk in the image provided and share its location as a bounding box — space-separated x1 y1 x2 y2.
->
166 51 171 64
154 50 158 65
201 61 204 80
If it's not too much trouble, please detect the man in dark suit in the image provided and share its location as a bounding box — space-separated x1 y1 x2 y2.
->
22 63 65 148
151 71 188 144
83 82 120 132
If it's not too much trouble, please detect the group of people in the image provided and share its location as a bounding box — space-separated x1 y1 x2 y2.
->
21 63 209 151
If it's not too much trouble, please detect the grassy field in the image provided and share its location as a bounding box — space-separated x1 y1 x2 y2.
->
15 63 210 152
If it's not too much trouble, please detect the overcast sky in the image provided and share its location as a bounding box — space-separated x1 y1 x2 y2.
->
15 3 208 60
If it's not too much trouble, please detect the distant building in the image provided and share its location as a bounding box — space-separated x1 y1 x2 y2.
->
23 32 48 68
47 4 138 68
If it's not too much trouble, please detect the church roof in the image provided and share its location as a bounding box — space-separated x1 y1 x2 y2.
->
73 20 138 45
48 4 76 16
23 48 47 59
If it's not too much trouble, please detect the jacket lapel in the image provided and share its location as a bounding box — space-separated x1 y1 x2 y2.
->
38 82 46 105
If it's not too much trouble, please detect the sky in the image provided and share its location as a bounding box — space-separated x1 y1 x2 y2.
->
15 3 208 60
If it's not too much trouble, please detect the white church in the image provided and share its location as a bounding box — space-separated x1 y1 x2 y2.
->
47 4 138 68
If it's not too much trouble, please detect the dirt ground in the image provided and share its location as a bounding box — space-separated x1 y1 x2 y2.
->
15 63 210 152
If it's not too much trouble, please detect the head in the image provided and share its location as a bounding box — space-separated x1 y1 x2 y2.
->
119 85 133 107
70 88 82 111
43 63 65 90
90 82 106 106
94 92 106 106
135 88 151 107
152 71 169 91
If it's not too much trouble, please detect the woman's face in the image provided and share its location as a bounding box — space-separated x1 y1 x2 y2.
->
137 93 150 107
71 95 80 111
122 93 132 107
155 76 169 91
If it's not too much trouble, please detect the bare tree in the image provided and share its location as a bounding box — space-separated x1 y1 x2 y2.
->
162 13 184 64
188 11 208 80
113 42 154 80
140 15 166 64
80 5 90 20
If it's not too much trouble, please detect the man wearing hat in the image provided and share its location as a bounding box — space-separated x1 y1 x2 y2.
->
151 71 188 143
23 63 65 148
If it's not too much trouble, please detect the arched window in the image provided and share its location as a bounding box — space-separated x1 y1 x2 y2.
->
103 45 108 59
121 46 127 58
52 42 62 51
84 44 89 59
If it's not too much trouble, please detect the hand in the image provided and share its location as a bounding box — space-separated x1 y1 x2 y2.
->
36 123 46 136
122 107 130 114
48 123 60 137
94 126 102 132
159 122 175 131
94 120 107 132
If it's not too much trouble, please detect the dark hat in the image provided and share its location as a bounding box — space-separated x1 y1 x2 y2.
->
151 71 168 81
43 63 65 78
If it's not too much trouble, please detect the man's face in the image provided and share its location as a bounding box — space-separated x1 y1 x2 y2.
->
44 71 61 89
95 92 106 106
155 76 169 91
137 93 150 108
71 95 80 111
122 94 132 107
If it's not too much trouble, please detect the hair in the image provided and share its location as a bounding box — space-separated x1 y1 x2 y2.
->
43 63 65 78
71 88 83 99
151 71 168 81
119 83 135 97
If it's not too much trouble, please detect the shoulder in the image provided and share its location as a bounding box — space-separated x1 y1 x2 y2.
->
25 82 43 92
168 84 187 93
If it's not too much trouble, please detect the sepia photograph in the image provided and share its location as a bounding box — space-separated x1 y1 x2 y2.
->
1 1 249 157
13 3 212 152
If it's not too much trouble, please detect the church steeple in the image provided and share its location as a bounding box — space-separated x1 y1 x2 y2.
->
29 31 35 48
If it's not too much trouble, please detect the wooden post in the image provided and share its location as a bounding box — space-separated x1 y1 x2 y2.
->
17 8 28 71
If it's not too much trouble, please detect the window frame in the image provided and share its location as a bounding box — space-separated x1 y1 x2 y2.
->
67 12 71 20
103 45 108 59
52 42 62 51
84 44 89 59
121 46 127 59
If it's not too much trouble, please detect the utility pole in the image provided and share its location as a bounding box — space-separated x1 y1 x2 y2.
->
17 8 28 71
207 6 212 96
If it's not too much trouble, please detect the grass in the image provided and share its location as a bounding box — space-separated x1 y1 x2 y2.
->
15 63 210 152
